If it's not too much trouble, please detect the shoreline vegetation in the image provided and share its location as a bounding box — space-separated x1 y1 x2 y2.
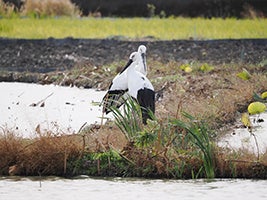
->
0 0 267 40
1 0 267 179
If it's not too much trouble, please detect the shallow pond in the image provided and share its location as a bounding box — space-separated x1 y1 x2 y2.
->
0 176 267 200
0 82 106 137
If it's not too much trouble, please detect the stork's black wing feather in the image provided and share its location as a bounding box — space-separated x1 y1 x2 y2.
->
137 88 155 124
101 89 128 114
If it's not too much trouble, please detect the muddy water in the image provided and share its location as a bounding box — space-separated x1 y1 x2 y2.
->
0 177 267 200
218 112 267 154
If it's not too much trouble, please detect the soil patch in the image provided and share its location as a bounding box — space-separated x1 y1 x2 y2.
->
0 38 266 76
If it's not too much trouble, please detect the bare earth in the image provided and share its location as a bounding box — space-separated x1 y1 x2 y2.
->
0 38 266 75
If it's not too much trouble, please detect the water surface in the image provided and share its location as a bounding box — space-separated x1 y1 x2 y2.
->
1 177 266 200
0 82 106 137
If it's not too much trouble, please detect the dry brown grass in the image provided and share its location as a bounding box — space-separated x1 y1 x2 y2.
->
0 127 24 175
215 147 267 178
0 124 127 176
22 0 80 17
0 129 83 176
20 133 82 175
153 64 267 129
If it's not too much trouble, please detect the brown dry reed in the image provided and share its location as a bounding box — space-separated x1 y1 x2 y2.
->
0 128 83 176
22 0 80 17
0 0 81 17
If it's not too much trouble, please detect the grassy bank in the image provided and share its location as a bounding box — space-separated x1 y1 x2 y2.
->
1 61 267 178
0 17 267 39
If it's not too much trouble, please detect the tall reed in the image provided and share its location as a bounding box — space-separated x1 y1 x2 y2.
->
171 112 215 178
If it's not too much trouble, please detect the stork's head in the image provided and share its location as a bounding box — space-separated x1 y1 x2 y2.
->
138 45 147 54
129 51 139 62
137 45 147 75
119 52 138 75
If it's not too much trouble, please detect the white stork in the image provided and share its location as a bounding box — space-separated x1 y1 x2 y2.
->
101 45 147 114
126 51 155 124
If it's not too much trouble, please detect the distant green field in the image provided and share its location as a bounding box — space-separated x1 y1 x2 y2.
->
0 17 266 39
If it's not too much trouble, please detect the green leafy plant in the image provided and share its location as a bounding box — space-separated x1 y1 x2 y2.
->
179 64 192 73
135 120 160 148
248 102 266 115
199 63 214 72
237 68 251 80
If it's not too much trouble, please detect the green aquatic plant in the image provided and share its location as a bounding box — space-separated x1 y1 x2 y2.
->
135 120 160 148
111 95 157 143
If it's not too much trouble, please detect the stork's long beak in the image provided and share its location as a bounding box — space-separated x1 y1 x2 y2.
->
119 59 133 74
141 53 147 73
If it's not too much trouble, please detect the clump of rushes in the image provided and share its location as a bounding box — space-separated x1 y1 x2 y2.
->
0 128 83 176
171 113 215 179
111 97 143 142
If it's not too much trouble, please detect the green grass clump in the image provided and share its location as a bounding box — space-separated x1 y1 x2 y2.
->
0 17 266 39
111 97 143 142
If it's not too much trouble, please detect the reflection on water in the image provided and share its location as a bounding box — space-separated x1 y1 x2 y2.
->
1 176 267 200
